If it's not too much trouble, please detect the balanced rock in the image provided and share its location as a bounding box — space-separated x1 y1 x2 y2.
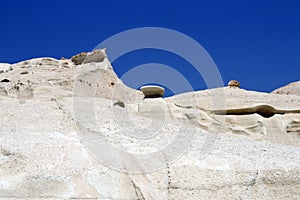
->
138 98 170 118
71 49 107 65
228 80 240 88
140 85 165 98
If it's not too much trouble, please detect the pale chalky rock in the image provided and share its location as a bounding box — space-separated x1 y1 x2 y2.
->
0 51 299 199
138 97 170 118
0 63 12 73
272 80 300 96
228 80 240 88
166 87 300 146
140 85 165 98
0 55 143 102
0 96 299 199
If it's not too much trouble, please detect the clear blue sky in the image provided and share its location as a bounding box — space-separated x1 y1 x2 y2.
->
1 0 299 96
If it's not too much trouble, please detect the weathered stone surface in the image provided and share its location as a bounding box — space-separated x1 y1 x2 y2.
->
272 80 300 96
228 80 240 88
0 52 299 199
141 85 165 98
0 97 299 199
0 55 143 102
138 97 170 118
0 63 12 73
166 88 300 146
71 49 107 65
71 52 88 65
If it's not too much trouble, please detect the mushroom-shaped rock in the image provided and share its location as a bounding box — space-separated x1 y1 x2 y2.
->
138 98 170 118
228 80 240 88
140 85 165 98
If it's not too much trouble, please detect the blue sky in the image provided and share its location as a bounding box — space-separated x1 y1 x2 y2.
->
0 0 299 96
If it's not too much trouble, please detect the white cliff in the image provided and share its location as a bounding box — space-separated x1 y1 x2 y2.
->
0 50 299 199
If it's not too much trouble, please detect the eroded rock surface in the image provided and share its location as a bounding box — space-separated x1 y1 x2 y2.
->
71 49 107 65
0 63 12 73
0 52 143 102
228 79 240 88
0 51 299 199
141 85 165 98
272 80 300 96
165 87 300 146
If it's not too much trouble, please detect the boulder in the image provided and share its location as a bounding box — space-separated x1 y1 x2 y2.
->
140 85 165 98
228 80 240 88
272 80 300 96
71 49 107 65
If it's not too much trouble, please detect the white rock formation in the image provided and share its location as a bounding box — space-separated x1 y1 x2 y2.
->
272 80 300 96
0 50 299 199
0 63 12 73
138 97 170 119
166 88 300 146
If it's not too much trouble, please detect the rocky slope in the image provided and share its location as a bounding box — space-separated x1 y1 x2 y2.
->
166 88 300 146
272 80 300 96
0 51 299 199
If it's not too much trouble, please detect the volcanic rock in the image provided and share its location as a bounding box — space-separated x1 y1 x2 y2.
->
0 51 299 199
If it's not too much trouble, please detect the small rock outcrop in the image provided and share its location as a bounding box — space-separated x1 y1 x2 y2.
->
139 85 169 118
71 49 107 65
140 85 165 98
228 80 240 88
113 100 125 108
272 80 300 96
0 63 12 73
